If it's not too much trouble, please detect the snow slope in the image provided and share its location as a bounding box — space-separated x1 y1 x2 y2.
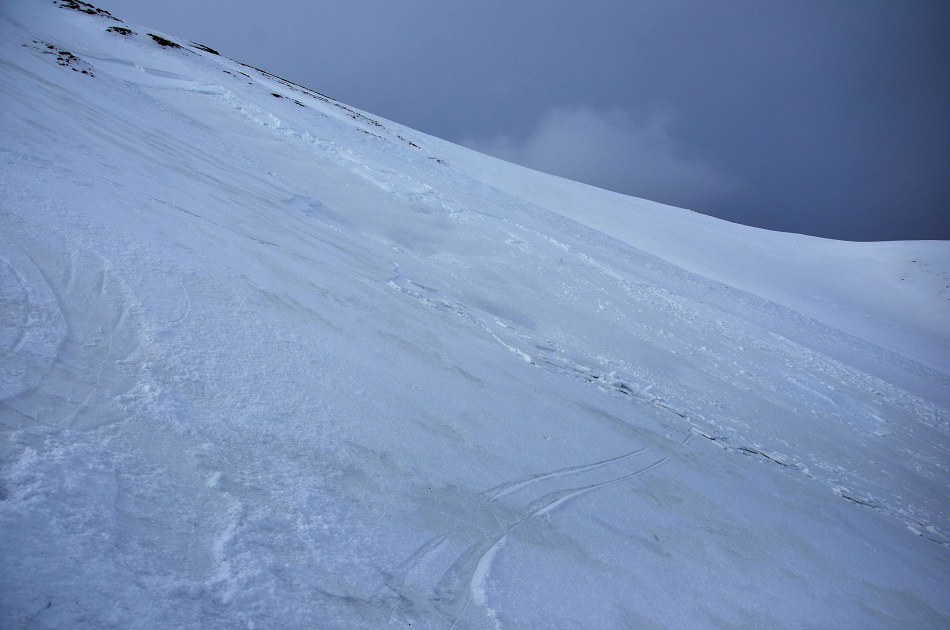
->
1 1 948 627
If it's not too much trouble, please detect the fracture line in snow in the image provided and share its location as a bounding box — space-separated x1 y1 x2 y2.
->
388 260 703 438
387 258 709 625
388 266 536 365
483 328 533 364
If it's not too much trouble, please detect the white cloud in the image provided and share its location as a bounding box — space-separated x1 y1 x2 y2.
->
463 106 733 210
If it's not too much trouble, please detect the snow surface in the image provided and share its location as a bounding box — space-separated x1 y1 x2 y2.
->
1 1 948 627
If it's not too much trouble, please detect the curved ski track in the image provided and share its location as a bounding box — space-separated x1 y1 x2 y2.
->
384 422 691 629
1 244 146 433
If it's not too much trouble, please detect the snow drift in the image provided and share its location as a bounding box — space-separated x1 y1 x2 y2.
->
1 1 948 627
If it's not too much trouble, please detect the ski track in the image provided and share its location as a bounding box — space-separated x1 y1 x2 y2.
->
1 245 146 433
456 454 678 630
387 230 950 547
387 367 692 630
2 8 948 626
383 207 950 615
136 18 948 457
170 36 950 576
1 263 31 357
485 446 651 501
0 235 67 405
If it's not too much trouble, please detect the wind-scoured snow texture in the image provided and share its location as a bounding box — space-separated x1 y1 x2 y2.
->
1 1 948 628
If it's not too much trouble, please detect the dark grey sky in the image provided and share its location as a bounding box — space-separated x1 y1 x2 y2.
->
102 0 949 241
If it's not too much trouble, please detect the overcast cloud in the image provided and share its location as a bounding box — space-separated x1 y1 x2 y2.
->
465 107 733 210
100 0 950 241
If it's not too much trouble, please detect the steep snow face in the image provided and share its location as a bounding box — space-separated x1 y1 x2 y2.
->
1 1 948 628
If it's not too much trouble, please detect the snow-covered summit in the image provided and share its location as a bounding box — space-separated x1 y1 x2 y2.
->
1 1 948 627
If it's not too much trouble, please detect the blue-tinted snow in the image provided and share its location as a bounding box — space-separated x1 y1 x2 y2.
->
1 1 948 627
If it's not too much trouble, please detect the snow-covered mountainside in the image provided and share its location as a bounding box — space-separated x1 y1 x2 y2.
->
1 1 948 627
